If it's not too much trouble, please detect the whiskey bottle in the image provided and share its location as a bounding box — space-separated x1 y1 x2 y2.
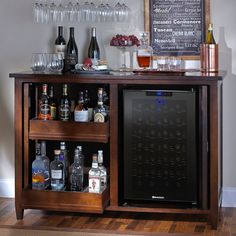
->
48 85 58 120
50 150 65 191
71 149 84 191
38 84 50 120
84 89 93 121
59 84 71 121
32 143 48 190
98 150 107 189
94 88 108 123
60 142 69 185
88 154 101 193
206 23 216 44
74 91 89 122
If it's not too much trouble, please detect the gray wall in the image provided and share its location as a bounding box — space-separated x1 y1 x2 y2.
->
0 0 235 190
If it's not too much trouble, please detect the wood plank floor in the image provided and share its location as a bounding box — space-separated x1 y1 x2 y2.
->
0 198 236 235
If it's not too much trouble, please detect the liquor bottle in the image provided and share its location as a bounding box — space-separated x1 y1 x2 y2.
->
70 149 84 191
60 141 69 184
48 85 58 120
76 145 84 170
50 149 65 191
84 90 93 121
206 23 216 44
59 84 71 121
98 150 107 189
32 143 48 190
54 26 66 72
66 27 78 71
136 32 153 68
40 141 50 188
88 154 101 193
38 84 50 120
74 91 89 122
88 27 100 65
94 88 108 123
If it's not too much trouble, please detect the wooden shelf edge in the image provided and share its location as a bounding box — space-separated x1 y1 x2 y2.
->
105 205 210 215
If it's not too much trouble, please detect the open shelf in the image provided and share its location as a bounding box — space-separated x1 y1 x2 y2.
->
29 119 109 143
22 186 110 214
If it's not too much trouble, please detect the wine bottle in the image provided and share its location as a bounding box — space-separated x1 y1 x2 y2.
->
66 27 78 71
88 27 100 65
206 23 216 44
55 26 66 72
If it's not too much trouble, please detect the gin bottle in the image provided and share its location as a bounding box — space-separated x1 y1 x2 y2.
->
88 154 101 193
40 141 50 188
71 149 84 191
50 150 65 191
98 150 107 189
32 143 48 190
60 141 69 184
94 88 108 123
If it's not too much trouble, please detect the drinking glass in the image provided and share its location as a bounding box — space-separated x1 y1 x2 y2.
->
56 2 65 22
113 2 122 22
65 1 75 22
74 1 82 22
31 53 47 73
47 53 64 73
33 2 41 23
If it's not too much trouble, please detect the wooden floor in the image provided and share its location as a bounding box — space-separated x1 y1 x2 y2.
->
0 198 236 235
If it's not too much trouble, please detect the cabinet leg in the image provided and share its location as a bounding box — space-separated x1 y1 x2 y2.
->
208 213 218 230
15 206 24 220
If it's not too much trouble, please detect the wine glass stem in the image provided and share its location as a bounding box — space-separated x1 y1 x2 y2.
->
121 48 126 68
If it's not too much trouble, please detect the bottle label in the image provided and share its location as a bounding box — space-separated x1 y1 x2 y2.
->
54 45 66 59
74 110 89 122
66 54 78 66
51 170 63 179
89 176 101 193
39 104 50 120
94 113 105 123
49 106 57 120
59 105 70 121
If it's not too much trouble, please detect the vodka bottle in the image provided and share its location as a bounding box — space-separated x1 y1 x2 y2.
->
40 141 50 188
98 150 107 189
60 141 69 184
32 143 48 190
76 145 84 170
50 150 65 191
88 154 101 193
94 88 108 123
71 149 84 191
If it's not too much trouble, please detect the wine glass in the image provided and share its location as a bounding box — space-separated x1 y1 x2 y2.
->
47 53 64 73
31 53 47 73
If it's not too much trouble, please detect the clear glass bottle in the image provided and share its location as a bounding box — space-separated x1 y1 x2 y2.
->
60 141 69 185
74 91 89 122
136 32 153 69
98 150 107 189
71 149 84 191
59 84 71 121
88 154 101 193
94 88 108 123
206 23 216 44
38 84 50 120
32 143 48 190
40 141 50 188
76 145 84 171
50 149 65 191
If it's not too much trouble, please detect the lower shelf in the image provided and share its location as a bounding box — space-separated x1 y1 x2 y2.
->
22 187 110 214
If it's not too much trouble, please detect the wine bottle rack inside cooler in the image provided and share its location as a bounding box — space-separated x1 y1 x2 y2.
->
123 90 197 205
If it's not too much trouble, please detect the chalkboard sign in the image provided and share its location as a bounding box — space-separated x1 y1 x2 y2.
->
145 0 210 58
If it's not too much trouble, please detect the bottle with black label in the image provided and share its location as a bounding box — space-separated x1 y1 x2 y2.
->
66 27 78 71
59 84 71 121
38 84 50 120
88 27 100 65
55 26 66 72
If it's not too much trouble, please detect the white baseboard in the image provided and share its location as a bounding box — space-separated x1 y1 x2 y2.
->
0 179 15 198
222 187 236 207
0 179 235 207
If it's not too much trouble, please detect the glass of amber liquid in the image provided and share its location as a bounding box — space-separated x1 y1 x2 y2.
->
136 32 153 69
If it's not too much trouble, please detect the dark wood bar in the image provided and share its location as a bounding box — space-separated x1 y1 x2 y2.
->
10 71 224 229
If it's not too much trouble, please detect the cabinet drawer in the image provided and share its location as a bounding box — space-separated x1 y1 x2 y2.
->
29 119 109 143
22 187 110 214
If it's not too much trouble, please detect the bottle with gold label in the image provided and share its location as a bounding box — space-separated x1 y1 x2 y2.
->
48 85 58 120
38 84 50 120
206 23 216 44
93 88 108 123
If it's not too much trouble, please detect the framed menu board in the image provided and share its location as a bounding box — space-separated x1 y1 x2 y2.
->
144 0 210 59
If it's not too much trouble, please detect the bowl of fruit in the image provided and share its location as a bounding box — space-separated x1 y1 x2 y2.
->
110 34 140 47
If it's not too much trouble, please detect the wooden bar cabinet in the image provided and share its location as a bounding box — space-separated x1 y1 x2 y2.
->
10 71 223 229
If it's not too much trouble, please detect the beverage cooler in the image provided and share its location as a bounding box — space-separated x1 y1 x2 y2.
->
122 88 200 206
